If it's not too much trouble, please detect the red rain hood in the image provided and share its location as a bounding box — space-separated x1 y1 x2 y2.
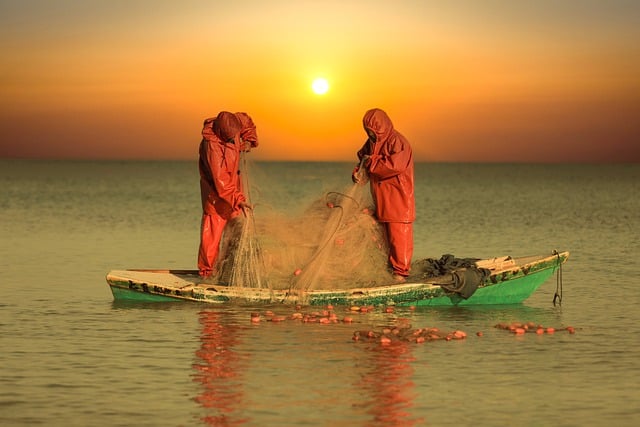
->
363 108 394 144
213 111 242 142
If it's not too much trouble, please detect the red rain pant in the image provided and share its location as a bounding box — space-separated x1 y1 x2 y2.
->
198 213 228 278
384 222 413 277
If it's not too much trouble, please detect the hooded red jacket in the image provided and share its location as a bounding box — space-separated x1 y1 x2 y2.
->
357 108 415 222
199 111 258 219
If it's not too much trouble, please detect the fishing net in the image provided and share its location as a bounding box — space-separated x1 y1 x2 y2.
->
215 160 393 290
215 154 270 290
216 211 268 289
256 183 393 290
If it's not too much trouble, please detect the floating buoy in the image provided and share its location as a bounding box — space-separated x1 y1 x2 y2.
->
342 316 353 323
293 268 302 276
380 336 392 345
514 328 526 335
476 331 483 337
453 330 467 339
566 326 575 334
326 202 334 208
546 327 555 334
536 328 544 335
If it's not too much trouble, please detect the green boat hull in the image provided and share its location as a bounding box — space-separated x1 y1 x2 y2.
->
110 286 180 302
106 251 568 307
402 267 556 307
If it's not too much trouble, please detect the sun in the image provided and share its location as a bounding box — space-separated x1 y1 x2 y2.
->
311 77 329 95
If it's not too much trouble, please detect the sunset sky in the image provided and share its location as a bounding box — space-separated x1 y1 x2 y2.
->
1 0 638 162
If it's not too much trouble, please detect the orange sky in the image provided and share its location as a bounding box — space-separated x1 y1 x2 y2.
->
1 0 638 162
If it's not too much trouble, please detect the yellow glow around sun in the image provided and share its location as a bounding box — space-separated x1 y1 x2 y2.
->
311 77 329 95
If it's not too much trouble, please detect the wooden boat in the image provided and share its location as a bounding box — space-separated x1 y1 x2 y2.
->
106 251 569 306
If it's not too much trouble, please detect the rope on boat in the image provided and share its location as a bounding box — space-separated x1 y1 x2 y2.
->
552 249 563 306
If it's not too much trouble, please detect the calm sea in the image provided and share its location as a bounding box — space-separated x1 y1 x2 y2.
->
1 160 638 426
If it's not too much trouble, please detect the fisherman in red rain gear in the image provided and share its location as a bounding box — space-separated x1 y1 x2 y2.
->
352 108 415 282
198 111 258 279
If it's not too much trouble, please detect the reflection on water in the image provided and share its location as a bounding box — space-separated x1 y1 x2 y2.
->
420 303 564 326
192 310 249 426
356 340 425 426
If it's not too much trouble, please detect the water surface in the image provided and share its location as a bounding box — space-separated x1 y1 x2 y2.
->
1 160 638 426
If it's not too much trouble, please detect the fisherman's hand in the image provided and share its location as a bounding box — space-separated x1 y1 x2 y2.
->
352 167 368 185
239 201 253 216
352 166 362 184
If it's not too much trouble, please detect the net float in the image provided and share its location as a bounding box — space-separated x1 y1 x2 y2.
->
453 330 467 339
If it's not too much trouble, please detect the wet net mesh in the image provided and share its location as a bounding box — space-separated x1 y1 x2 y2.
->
215 154 269 290
215 160 394 290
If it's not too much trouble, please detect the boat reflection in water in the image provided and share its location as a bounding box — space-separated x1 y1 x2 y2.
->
192 310 248 426
191 308 423 425
356 339 425 426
